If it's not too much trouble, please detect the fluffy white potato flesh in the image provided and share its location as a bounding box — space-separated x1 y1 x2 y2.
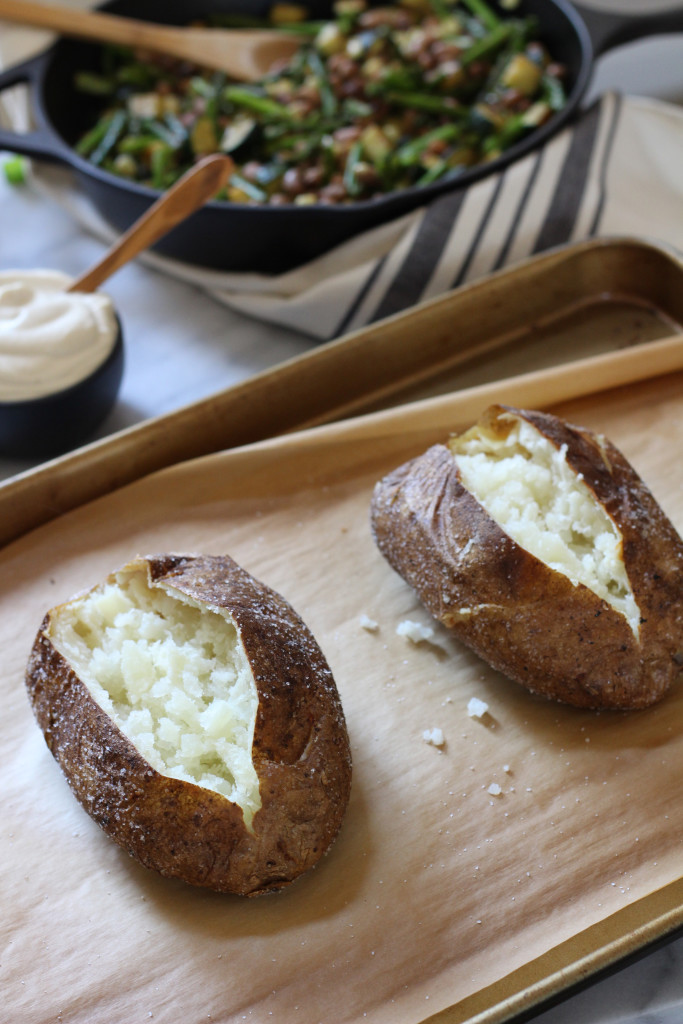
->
449 414 640 634
48 565 261 828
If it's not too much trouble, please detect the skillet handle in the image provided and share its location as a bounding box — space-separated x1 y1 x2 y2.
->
572 2 683 58
0 52 71 162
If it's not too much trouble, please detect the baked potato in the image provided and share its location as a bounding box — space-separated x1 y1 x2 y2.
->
371 405 683 710
25 553 352 895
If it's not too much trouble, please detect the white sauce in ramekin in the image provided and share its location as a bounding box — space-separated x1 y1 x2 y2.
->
0 270 119 402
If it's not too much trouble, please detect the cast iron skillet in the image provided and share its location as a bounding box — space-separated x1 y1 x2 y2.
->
0 0 681 273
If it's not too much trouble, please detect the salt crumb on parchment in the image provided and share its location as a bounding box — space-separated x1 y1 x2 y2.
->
423 728 445 748
397 619 434 643
467 696 489 719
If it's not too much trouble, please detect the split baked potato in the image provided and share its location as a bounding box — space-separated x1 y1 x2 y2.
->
371 405 683 710
26 553 352 895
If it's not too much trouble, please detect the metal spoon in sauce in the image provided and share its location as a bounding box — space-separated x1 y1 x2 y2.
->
68 153 234 294
0 0 302 81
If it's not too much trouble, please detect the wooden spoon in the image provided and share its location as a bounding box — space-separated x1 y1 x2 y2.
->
68 153 234 293
0 0 303 81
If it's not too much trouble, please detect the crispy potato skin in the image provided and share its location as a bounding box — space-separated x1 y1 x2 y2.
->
371 406 683 710
25 554 352 895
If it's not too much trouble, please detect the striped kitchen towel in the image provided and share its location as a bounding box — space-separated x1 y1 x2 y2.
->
199 90 683 337
9 89 683 339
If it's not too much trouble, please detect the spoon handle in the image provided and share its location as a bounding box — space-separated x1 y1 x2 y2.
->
69 154 234 294
0 0 180 50
0 0 301 79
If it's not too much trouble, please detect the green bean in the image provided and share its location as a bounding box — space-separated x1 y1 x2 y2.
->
306 49 338 117
145 119 185 149
427 0 457 19
115 62 161 88
72 2 568 205
461 0 501 31
462 21 519 65
416 157 450 185
484 111 527 152
164 113 190 144
229 173 269 202
341 98 374 119
117 133 159 154
89 109 127 164
384 90 463 114
73 71 115 96
263 109 329 138
223 86 297 121
342 140 364 197
395 123 462 166
188 77 217 100
369 66 421 94
265 128 326 162
251 161 286 186
75 114 115 156
542 72 567 111
149 141 174 188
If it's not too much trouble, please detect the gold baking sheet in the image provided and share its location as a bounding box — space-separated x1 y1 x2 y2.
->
3 357 683 1024
2 235 682 548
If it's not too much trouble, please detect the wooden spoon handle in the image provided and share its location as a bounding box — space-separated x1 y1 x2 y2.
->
0 0 302 77
69 154 234 294
0 0 178 51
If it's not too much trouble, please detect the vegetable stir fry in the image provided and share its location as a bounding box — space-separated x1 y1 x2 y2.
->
74 0 567 204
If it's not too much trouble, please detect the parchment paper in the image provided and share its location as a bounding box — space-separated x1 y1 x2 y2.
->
2 372 683 1024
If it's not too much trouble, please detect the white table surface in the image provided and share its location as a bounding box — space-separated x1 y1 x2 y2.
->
1 4 683 1022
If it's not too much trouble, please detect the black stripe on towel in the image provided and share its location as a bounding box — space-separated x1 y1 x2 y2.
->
588 93 623 236
333 251 390 337
368 187 468 322
532 98 604 253
491 149 545 272
450 170 507 289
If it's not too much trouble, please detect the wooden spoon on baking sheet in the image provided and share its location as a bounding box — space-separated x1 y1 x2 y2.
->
0 0 302 81
68 153 234 293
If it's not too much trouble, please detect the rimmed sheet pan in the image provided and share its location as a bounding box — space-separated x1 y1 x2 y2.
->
2 237 683 1023
1 235 682 548
3 350 683 1023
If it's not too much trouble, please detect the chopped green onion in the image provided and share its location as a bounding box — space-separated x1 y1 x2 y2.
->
3 154 27 185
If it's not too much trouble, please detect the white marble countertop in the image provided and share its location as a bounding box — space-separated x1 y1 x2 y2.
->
1 3 683 1022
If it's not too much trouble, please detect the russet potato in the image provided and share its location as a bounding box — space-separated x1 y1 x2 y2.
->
371 405 683 710
26 553 352 895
